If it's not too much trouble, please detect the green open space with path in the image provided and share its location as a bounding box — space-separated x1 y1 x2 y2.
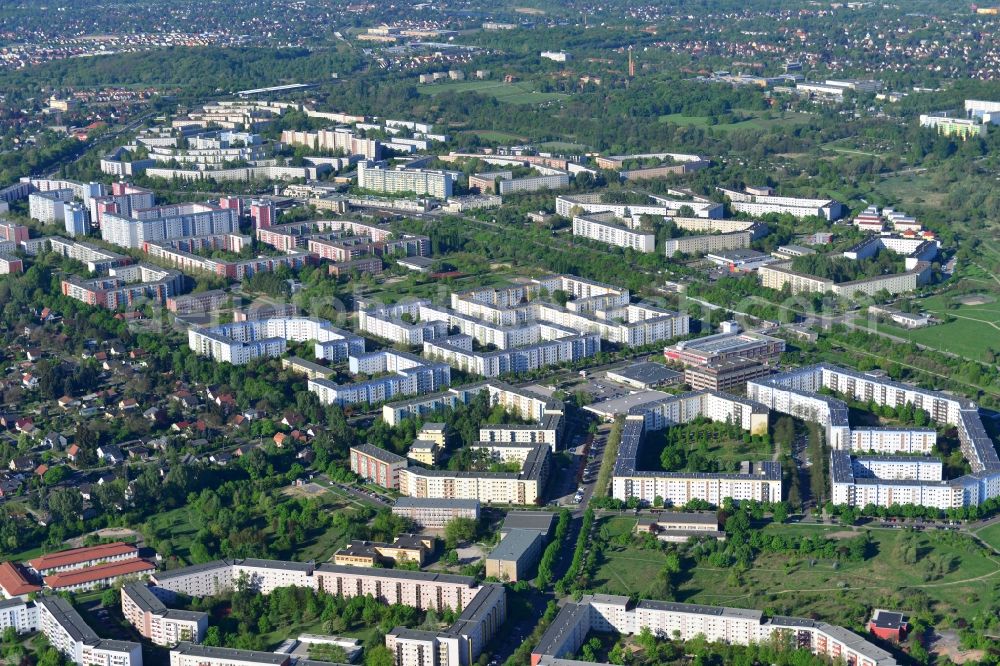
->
591 519 1000 625
658 110 812 132
417 79 569 104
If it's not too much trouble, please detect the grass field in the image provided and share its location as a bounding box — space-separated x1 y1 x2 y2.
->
975 522 1000 552
855 285 1000 362
658 111 812 133
592 517 668 595
461 129 529 143
418 80 569 105
592 521 1000 626
680 525 1000 624
874 171 948 209
537 140 589 152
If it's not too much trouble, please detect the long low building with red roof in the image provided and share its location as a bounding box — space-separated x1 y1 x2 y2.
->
28 542 138 576
0 561 41 599
44 559 155 593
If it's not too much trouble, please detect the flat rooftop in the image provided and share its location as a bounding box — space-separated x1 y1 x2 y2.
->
607 362 682 386
501 511 556 535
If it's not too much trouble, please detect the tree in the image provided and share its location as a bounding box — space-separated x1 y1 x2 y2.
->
364 645 394 666
444 517 478 549
100 588 119 608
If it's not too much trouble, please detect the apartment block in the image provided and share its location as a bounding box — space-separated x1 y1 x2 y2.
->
358 162 454 199
610 390 776 505
350 444 408 489
0 221 29 244
61 264 181 310
37 596 143 666
309 350 452 407
44 559 156 593
187 317 364 365
121 583 207 646
850 427 936 454
717 187 844 220
398 444 551 505
281 129 381 160
101 203 239 249
572 213 655 253
152 559 506 666
749 364 1000 509
0 254 23 275
532 596 897 666
166 290 230 315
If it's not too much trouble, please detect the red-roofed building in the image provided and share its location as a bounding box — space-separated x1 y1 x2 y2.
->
28 541 138 576
867 609 909 642
0 561 41 599
43 558 155 592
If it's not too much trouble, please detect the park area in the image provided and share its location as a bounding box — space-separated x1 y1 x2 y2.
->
658 110 812 132
591 519 1000 628
856 276 1000 363
417 79 569 105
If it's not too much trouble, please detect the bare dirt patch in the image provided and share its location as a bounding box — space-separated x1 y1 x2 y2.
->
958 294 995 306
928 629 985 664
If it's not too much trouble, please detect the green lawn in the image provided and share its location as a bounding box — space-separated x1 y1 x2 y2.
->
590 522 1000 626
976 522 1000 552
146 488 355 567
461 129 529 143
658 111 812 133
592 517 670 596
873 171 949 209
677 526 1000 625
418 80 569 105
854 286 1000 362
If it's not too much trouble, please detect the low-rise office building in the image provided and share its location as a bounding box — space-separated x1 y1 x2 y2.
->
665 330 785 367
391 498 481 529
683 358 770 392
634 512 723 542
485 529 544 582
333 535 434 567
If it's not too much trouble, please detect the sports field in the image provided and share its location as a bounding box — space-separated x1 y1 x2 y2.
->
418 80 569 105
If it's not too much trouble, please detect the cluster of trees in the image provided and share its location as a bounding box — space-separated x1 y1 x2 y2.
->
695 502 871 573
616 628 855 666
1 630 66 666
556 507 595 594
790 251 908 284
657 417 770 474
535 509 571 589
193 583 439 664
